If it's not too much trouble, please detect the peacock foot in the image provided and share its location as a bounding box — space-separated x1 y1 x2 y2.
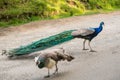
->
53 70 58 75
53 72 58 75
89 50 96 52
83 48 89 50
44 75 50 78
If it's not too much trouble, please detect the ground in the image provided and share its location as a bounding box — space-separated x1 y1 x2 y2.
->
0 11 120 80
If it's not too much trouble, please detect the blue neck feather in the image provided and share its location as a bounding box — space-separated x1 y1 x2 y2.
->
94 23 103 34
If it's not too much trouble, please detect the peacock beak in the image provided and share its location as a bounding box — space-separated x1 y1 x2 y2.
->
103 23 105 26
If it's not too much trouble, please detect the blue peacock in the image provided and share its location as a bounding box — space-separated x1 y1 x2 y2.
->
2 22 104 57
72 21 104 52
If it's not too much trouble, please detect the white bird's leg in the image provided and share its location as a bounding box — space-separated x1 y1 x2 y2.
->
83 39 88 50
88 41 96 52
53 62 58 75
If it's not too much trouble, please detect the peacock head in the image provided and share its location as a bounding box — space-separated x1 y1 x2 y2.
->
34 56 45 68
100 21 105 26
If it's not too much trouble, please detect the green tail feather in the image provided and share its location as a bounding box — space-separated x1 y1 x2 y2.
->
8 30 75 56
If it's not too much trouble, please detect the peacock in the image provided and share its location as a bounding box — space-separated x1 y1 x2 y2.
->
34 48 74 78
71 21 104 52
2 22 104 57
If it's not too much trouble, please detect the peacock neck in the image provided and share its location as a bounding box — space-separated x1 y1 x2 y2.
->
99 24 103 32
95 25 103 34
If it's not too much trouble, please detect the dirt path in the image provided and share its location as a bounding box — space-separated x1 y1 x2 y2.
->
0 11 120 80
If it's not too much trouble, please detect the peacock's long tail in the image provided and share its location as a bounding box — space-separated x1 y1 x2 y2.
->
8 30 75 56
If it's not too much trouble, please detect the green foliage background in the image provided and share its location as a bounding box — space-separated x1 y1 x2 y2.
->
0 0 120 27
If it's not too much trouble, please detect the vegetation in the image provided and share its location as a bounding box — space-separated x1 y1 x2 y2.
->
0 0 120 27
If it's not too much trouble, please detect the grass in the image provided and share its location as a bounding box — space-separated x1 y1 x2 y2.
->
0 16 53 28
0 9 120 28
0 0 120 27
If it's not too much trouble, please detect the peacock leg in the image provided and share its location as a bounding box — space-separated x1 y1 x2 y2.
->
88 41 96 52
53 62 58 75
83 39 88 50
44 69 50 78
